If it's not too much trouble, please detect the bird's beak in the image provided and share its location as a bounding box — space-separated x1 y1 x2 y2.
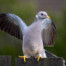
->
46 16 50 19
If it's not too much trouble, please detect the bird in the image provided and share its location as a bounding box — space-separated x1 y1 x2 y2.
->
0 11 57 62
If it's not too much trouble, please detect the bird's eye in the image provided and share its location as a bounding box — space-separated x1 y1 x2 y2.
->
41 13 44 16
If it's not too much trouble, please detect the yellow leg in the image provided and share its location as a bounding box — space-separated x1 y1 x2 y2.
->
19 56 27 62
35 56 42 61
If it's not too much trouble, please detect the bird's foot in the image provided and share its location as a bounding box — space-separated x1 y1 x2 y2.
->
35 56 42 61
19 56 27 62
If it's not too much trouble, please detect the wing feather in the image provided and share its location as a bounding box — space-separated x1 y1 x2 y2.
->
0 13 27 40
41 18 57 46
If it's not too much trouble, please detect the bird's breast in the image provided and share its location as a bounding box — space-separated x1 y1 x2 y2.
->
23 22 43 48
23 22 44 56
23 22 42 42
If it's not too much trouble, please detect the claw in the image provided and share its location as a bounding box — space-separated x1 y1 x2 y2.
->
19 56 27 62
35 56 42 61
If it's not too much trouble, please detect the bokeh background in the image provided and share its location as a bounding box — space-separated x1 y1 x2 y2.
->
0 0 66 65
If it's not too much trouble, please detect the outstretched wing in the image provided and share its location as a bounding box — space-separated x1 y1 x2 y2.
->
41 18 57 46
0 13 27 40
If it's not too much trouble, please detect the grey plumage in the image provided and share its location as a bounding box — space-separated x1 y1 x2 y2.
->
23 20 45 57
0 11 57 58
41 18 56 46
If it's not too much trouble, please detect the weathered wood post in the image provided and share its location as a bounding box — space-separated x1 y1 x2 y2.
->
15 58 64 66
0 56 11 66
15 50 65 66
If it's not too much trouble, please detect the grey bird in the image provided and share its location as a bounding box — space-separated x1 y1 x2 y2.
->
0 11 56 62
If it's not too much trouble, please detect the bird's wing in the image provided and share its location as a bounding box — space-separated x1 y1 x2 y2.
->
0 13 27 40
41 18 57 46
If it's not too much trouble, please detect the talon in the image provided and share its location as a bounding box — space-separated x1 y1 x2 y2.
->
19 56 27 62
35 56 42 61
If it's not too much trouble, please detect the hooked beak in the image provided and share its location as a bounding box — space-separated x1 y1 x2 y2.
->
46 16 50 19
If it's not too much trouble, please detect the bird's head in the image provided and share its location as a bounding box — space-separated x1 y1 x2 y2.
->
35 11 50 20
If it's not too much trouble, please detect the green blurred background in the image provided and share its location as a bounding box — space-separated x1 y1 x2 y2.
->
0 0 66 65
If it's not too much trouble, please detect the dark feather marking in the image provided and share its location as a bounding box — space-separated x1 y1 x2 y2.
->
0 13 22 40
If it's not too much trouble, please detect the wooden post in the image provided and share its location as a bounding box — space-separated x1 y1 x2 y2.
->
15 58 64 66
15 50 65 66
0 56 11 66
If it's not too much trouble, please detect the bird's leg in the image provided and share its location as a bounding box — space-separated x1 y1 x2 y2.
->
19 56 27 62
35 54 42 61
